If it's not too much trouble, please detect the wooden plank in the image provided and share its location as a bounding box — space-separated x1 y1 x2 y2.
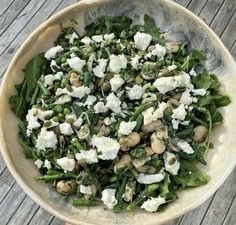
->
211 0 236 37
0 182 26 225
0 0 48 55
0 154 6 174
188 0 208 15
28 208 54 225
7 197 39 225
198 0 225 25
199 167 236 225
49 217 65 225
179 195 215 225
173 0 190 7
220 10 236 50
222 194 236 225
0 0 15 17
0 0 77 77
0 0 31 36
230 41 236 58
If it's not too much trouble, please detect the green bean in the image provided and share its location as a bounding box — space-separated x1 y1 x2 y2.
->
72 198 102 206
71 139 84 151
134 114 143 131
35 172 78 181
37 81 51 96
30 85 39 105
114 177 128 212
83 71 93 87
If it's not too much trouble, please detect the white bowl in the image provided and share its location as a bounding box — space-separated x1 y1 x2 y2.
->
0 0 236 224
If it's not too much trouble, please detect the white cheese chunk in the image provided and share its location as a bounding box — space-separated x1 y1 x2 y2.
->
172 119 180 130
130 55 141 70
73 117 83 128
168 65 177 71
36 128 58 150
104 33 115 41
150 44 167 58
69 32 79 44
55 95 72 105
109 75 125 92
80 184 92 195
34 159 43 168
177 140 194 154
142 107 155 126
109 54 127 74
153 71 191 94
54 71 63 80
75 149 98 164
137 173 164 184
141 197 166 212
190 68 197 76
191 89 207 96
67 57 86 73
92 59 107 78
69 85 91 99
94 102 108 114
164 152 180 175
128 85 145 100
180 89 193 105
103 116 116 126
81 36 92 45
134 32 152 50
44 74 54 86
44 45 63 60
83 95 97 107
44 159 52 169
101 189 118 209
57 157 75 172
118 121 137 135
91 135 120 160
59 122 74 135
171 104 187 121
105 92 122 114
92 35 103 43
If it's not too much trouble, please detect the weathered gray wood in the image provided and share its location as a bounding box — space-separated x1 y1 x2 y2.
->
28 208 54 225
0 154 6 173
0 0 31 36
0 0 15 17
198 0 225 25
0 169 15 204
173 0 190 7
0 0 48 55
0 182 26 225
222 194 236 225
188 0 208 15
0 0 77 77
200 167 236 225
231 41 236 58
7 197 39 225
211 0 236 37
49 217 65 225
220 11 236 50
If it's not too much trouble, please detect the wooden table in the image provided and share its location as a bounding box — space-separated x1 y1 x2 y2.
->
0 0 235 224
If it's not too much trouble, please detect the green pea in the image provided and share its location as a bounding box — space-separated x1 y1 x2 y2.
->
53 105 63 113
58 113 65 121
60 78 69 88
61 57 67 64
149 85 156 92
63 107 71 115
52 116 59 123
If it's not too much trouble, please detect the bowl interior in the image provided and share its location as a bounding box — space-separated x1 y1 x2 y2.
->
1 0 236 225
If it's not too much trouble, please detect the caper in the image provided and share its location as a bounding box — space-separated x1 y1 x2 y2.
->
102 82 111 92
66 84 73 92
134 76 144 85
44 120 52 128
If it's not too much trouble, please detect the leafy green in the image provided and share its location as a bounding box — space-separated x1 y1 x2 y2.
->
174 160 210 188
213 95 231 108
85 16 132 36
143 15 164 44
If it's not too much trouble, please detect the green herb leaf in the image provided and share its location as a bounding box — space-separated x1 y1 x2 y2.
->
213 95 231 108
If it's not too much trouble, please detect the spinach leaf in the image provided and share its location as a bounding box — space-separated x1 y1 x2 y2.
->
25 53 46 94
213 95 231 108
197 95 212 107
85 16 132 36
143 15 164 44
174 160 210 188
194 72 212 89
17 135 34 159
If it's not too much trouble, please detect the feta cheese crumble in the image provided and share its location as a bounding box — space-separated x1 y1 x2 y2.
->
92 59 107 78
110 75 125 92
118 121 137 135
57 157 75 172
106 92 122 114
34 159 43 168
44 74 54 86
177 140 194 154
137 173 164 184
171 104 187 121
69 32 79 44
149 44 167 58
81 36 92 45
128 85 145 100
80 184 92 195
67 57 86 73
164 152 180 175
75 149 98 164
36 128 58 150
134 32 152 50
44 45 63 60
109 54 127 74
91 136 120 160
59 122 74 135
130 55 141 70
141 197 166 212
94 102 108 114
92 35 103 43
101 189 118 209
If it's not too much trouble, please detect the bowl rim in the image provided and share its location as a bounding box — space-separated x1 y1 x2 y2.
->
0 0 236 224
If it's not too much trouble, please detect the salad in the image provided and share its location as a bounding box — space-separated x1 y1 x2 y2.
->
9 15 231 212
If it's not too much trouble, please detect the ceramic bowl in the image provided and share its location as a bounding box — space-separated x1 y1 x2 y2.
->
0 0 236 224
